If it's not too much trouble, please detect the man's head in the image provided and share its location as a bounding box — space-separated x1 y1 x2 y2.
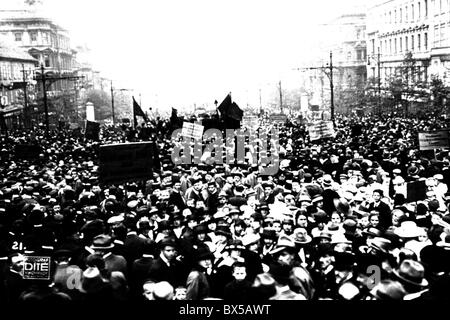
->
173 182 181 191
160 238 177 262
372 189 383 202
207 182 217 194
193 179 203 192
232 262 247 281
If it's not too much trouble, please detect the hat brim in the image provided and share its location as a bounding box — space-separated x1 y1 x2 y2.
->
90 244 114 250
269 245 297 255
294 236 312 245
225 245 245 251
392 270 428 287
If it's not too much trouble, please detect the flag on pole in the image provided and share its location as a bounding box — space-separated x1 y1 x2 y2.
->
217 93 243 121
133 96 149 128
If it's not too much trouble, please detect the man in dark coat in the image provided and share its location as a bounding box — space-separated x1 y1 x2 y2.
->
130 240 156 298
366 189 392 231
223 262 252 302
148 237 188 288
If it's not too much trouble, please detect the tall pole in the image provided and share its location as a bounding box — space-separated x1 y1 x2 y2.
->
21 64 29 129
329 51 335 123
41 64 49 135
110 80 115 126
279 81 283 113
377 49 381 115
259 88 262 115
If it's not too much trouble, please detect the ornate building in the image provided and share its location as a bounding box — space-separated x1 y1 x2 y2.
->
367 0 450 85
0 40 37 129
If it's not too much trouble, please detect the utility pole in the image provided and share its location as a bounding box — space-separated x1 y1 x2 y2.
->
35 65 84 134
292 50 336 126
329 51 335 123
21 64 29 129
377 49 382 115
41 64 49 135
279 81 283 113
110 80 115 126
259 88 262 115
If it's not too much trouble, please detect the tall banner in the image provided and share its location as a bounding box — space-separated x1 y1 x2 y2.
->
307 121 336 141
99 142 154 184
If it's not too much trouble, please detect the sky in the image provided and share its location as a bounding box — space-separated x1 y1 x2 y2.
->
4 0 378 113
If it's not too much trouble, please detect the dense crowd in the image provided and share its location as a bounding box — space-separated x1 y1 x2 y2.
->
1 113 450 301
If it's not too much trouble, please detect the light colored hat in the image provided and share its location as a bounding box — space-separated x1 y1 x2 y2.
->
152 281 174 300
394 221 423 239
242 233 261 247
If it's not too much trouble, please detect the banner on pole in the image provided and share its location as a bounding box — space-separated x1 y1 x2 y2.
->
99 142 154 184
85 120 100 140
14 144 42 159
307 121 336 141
270 113 287 124
418 130 450 151
181 122 204 140
242 115 259 130
406 180 427 202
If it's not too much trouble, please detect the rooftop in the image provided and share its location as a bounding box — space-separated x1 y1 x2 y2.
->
0 40 37 62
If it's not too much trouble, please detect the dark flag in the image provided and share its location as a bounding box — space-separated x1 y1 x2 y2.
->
133 96 149 128
170 107 182 129
218 94 232 117
217 94 243 129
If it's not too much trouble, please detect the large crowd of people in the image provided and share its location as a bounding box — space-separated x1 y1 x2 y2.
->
1 112 450 301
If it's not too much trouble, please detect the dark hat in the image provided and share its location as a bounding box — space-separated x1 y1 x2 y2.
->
90 234 114 250
215 225 232 238
362 227 382 238
343 219 357 234
195 247 215 262
392 259 428 287
157 220 172 232
313 231 332 242
193 224 210 235
269 235 297 255
270 264 291 285
311 195 323 204
261 228 277 240
407 165 420 177
159 237 178 249
367 237 391 254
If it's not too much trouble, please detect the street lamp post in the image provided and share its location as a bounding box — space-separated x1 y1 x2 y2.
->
293 50 336 126
41 64 50 135
110 80 115 126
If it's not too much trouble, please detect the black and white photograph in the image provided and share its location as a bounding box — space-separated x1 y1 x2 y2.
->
1 0 450 310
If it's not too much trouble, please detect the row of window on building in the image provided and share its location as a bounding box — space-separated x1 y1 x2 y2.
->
372 21 450 56
13 30 70 50
0 61 34 81
370 65 428 83
379 0 449 26
377 32 429 56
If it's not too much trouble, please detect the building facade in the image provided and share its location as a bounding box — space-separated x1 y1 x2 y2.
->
0 9 81 124
367 0 450 86
323 13 368 89
0 41 37 130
